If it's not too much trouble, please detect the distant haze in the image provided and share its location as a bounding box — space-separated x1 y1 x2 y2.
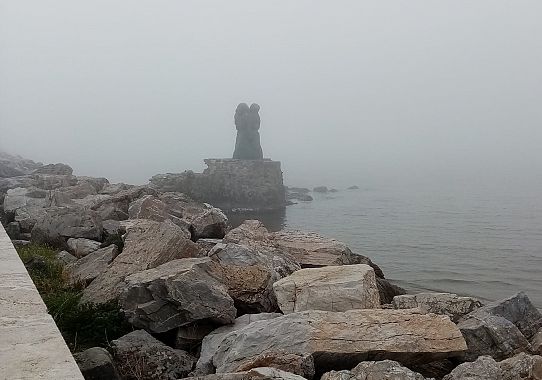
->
1 1 541 190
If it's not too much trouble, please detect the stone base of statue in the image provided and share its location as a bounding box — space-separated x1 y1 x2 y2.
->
150 159 286 212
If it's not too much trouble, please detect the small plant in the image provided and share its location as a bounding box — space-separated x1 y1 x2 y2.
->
16 243 132 352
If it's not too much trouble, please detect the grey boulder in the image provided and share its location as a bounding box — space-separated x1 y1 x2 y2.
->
393 292 483 322
111 330 196 380
443 356 502 380
186 367 307 380
68 245 118 285
120 258 236 333
321 360 426 380
73 347 120 380
67 237 101 258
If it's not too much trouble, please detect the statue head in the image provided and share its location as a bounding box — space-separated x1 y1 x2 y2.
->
235 103 250 115
249 103 260 113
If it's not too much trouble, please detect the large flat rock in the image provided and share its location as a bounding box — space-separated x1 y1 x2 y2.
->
273 264 380 313
212 309 467 375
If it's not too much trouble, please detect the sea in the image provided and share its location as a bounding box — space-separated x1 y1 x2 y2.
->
230 182 542 308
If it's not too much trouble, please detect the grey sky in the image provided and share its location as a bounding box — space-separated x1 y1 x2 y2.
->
1 1 541 189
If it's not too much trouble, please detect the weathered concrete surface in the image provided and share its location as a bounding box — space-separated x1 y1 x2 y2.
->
0 225 84 379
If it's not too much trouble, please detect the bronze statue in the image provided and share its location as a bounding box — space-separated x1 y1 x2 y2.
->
233 103 263 160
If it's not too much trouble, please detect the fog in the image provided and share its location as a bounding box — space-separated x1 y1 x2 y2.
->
1 1 541 190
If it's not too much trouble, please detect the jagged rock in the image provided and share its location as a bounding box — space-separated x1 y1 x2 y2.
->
111 330 196 380
31 206 103 247
119 258 236 333
208 243 300 313
186 367 307 380
212 309 467 375
313 186 328 193
273 264 380 313
347 186 359 190
81 219 199 304
232 352 314 380
73 347 120 380
0 151 42 177
33 163 73 175
197 238 222 255
67 237 101 258
393 292 483 322
195 313 282 375
458 293 542 360
224 221 384 272
128 192 228 239
321 360 426 380
443 356 502 380
499 352 542 380
90 185 158 221
56 250 77 265
99 182 133 195
68 245 118 285
532 330 542 355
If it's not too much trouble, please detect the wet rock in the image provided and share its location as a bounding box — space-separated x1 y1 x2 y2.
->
31 206 103 247
120 258 236 333
111 330 196 380
347 186 359 190
81 219 199 304
273 264 380 313
74 347 120 380
195 313 282 375
212 309 467 375
67 237 101 258
499 352 542 380
321 360 426 380
393 292 483 322
68 245 118 285
443 356 502 380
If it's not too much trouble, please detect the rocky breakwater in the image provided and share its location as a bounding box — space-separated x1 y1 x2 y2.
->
3 153 542 380
150 158 286 212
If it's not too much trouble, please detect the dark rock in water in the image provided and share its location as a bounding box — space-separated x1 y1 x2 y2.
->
286 187 311 194
286 187 313 202
232 103 263 160
457 292 542 360
111 330 196 380
329 189 338 193
33 163 73 176
347 185 359 190
74 347 120 380
313 186 328 193
377 278 407 305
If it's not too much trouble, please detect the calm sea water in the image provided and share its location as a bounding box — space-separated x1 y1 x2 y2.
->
232 184 542 307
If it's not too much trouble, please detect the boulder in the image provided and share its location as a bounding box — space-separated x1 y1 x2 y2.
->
56 250 77 265
176 322 217 351
73 347 120 380
458 293 542 360
68 245 118 285
532 330 542 355
232 353 314 380
273 264 380 313
186 367 307 380
377 278 407 305
208 243 300 313
119 258 236 333
111 330 196 380
443 356 502 380
195 313 282 375
67 237 101 258
33 163 73 175
31 206 103 247
313 186 328 193
212 309 467 375
91 185 157 221
224 221 383 272
499 352 542 380
81 219 199 304
393 292 483 322
321 360 426 380
129 192 228 239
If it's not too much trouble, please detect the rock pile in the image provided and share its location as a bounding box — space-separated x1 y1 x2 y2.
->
2 153 541 380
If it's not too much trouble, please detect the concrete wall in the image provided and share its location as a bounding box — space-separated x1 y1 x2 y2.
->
0 226 84 379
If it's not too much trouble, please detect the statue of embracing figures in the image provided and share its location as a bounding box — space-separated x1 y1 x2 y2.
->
233 103 264 160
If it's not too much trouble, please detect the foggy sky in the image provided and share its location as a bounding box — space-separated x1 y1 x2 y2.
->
1 1 541 189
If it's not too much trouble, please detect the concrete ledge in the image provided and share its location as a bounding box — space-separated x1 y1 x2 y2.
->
0 227 84 379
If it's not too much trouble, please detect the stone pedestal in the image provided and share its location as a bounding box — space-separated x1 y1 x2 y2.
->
150 159 286 212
